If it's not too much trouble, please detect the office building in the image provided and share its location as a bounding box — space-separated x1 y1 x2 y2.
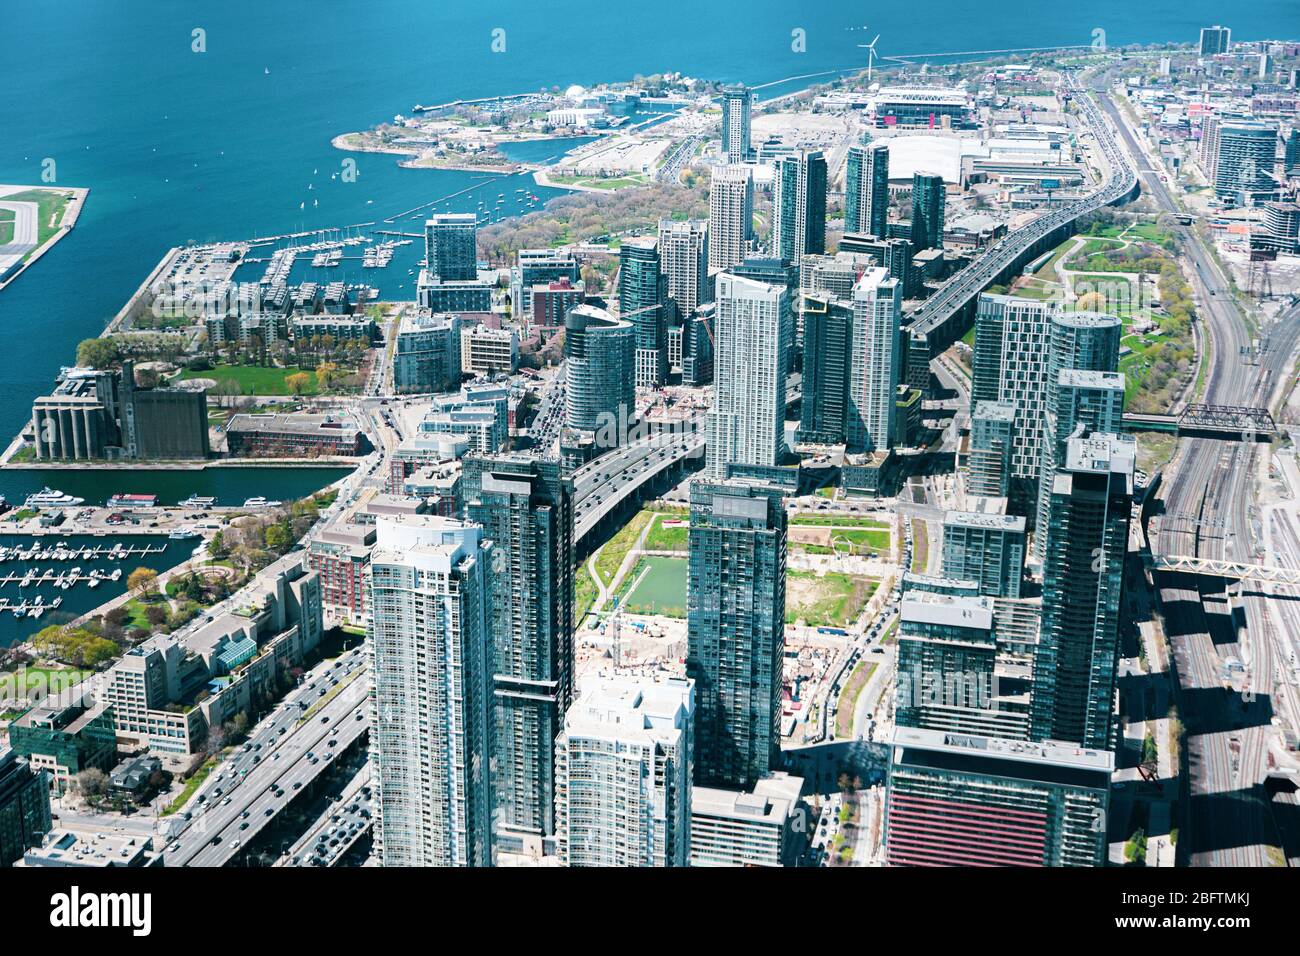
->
0 748 52 867
910 172 946 251
465 456 574 844
706 273 789 476
720 86 753 163
393 310 463 394
885 726 1111 867
690 772 805 867
460 324 519 375
424 213 479 282
226 412 368 457
1031 431 1135 750
772 148 827 262
564 304 636 441
845 142 890 238
1198 24 1231 56
686 480 786 789
369 516 494 866
619 238 669 388
1034 366 1125 559
555 677 694 867
967 401 1016 498
708 164 753 272
795 294 851 445
6 703 116 797
846 267 903 452
942 508 1027 599
658 218 711 319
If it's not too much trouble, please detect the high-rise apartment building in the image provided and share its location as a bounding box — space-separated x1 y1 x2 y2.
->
706 273 790 477
424 213 479 282
369 515 494 866
846 267 902 452
971 293 1054 512
1213 121 1279 206
910 172 946 251
564 304 636 440
658 218 711 319
941 508 1027 599
464 455 575 844
619 238 669 387
0 748 51 867
708 164 754 272
510 249 580 319
795 294 851 445
720 86 753 164
690 772 806 867
845 142 890 238
772 148 827 262
555 677 694 867
967 401 1016 498
1031 431 1135 750
686 480 786 789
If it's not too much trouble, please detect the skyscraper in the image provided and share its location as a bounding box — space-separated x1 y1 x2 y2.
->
971 293 1054 512
706 273 790 477
369 515 494 866
846 267 902 452
845 142 890 238
619 238 669 388
1285 128 1300 177
687 480 786 789
720 86 753 164
424 213 479 282
1213 121 1279 206
708 165 753 273
1198 24 1232 56
658 218 711 318
555 677 694 867
795 293 851 446
772 148 827 262
464 455 575 845
1031 431 1135 750
910 172 946 251
1034 368 1125 559
564 304 636 441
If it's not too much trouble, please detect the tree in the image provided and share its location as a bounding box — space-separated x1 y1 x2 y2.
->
145 604 168 627
207 530 228 559
76 337 121 369
263 522 293 553
76 768 108 799
285 371 312 396
127 567 159 599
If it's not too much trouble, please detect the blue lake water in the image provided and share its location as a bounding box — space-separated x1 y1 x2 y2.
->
0 0 1292 499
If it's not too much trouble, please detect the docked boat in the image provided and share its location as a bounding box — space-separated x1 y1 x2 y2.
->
180 495 216 508
24 488 85 509
242 497 283 508
169 526 199 539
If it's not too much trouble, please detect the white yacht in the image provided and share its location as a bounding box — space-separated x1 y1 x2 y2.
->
24 487 85 509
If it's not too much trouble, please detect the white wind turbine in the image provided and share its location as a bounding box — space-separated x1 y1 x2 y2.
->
857 32 881 84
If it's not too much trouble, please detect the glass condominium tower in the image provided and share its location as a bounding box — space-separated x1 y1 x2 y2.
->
772 148 827 263
845 141 890 237
847 267 903 452
465 455 575 844
424 212 479 282
1031 431 1136 750
720 85 752 164
686 480 786 789
618 238 669 388
369 515 494 867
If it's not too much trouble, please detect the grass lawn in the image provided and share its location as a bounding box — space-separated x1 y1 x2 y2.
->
786 571 876 627
161 754 219 816
791 515 889 529
618 556 687 617
0 665 94 699
2 188 72 248
575 564 599 622
643 514 688 552
592 510 654 588
175 363 319 396
795 527 890 556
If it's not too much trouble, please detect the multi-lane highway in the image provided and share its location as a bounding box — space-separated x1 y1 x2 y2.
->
164 648 370 866
1098 83 1300 865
